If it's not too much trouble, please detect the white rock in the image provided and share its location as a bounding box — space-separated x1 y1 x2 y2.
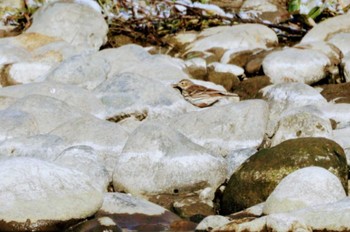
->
301 14 350 44
294 41 342 65
72 0 102 12
0 109 39 141
0 157 103 222
208 62 245 76
263 167 346 214
186 24 278 54
99 192 178 216
213 216 267 232
261 83 328 136
54 145 110 192
0 43 31 66
0 81 106 118
196 215 231 231
113 121 226 196
31 39 81 63
26 0 102 12
217 197 350 231
269 197 350 231
8 61 53 84
26 1 108 52
131 54 189 83
174 31 199 45
212 203 265 231
93 72 195 120
318 103 350 129
45 53 110 90
94 45 152 77
271 111 333 147
262 47 330 84
94 45 189 83
266 214 311 232
328 32 350 55
7 94 83 133
0 34 82 84
0 96 16 110
0 134 66 160
192 2 230 17
169 100 268 157
50 116 129 176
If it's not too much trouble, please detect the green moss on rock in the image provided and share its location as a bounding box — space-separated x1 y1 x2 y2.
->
220 137 348 215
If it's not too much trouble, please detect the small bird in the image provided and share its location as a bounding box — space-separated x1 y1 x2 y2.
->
172 79 239 108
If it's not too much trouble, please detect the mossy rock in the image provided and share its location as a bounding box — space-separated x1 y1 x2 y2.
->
220 137 348 215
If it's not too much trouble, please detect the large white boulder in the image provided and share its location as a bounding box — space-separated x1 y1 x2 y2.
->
270 110 333 147
94 45 189 83
0 81 106 118
186 24 278 55
98 192 179 217
301 14 350 44
45 53 110 90
50 116 129 175
196 215 230 231
54 145 110 192
318 103 350 129
0 157 103 230
0 109 39 141
93 72 195 120
94 45 152 77
0 134 67 160
169 100 269 157
261 83 328 136
0 33 82 84
0 43 31 66
262 47 331 84
113 121 226 197
328 32 350 56
26 1 108 52
263 167 346 214
7 95 83 134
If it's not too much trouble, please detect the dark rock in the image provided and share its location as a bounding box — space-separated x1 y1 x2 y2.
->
232 76 271 100
95 193 181 231
172 195 215 220
66 217 122 232
227 50 254 67
169 219 197 231
186 65 208 81
245 49 279 75
320 82 350 103
220 137 348 215
207 66 240 91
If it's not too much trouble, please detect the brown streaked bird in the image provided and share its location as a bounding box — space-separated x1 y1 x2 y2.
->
172 79 239 108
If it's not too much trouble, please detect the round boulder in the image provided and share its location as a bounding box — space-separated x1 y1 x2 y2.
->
263 166 346 214
0 157 103 231
113 121 226 197
26 1 108 52
220 137 348 214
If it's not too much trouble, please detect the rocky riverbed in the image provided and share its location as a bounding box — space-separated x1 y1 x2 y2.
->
0 0 350 231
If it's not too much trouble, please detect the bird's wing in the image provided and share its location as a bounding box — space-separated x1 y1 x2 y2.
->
188 86 238 98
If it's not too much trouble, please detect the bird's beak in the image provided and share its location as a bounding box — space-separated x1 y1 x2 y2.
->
171 83 178 88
